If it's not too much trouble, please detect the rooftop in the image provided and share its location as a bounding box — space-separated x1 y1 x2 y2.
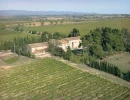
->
57 36 81 44
58 39 68 44
28 42 48 48
65 36 80 41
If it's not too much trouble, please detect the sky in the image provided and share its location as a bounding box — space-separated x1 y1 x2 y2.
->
0 0 130 14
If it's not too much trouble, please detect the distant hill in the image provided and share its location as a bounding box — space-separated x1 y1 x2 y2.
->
0 10 94 16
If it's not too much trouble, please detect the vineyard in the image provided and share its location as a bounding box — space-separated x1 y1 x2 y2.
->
25 19 130 36
0 30 39 43
0 58 130 100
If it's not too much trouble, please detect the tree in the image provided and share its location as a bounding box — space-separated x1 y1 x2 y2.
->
27 51 31 58
41 21 44 26
32 30 37 34
60 20 63 24
82 33 93 47
70 53 81 63
31 54 35 59
68 28 80 37
122 28 130 51
29 23 32 26
53 32 66 39
50 20 53 25
49 45 65 57
41 31 51 42
92 31 102 44
0 23 6 30
80 37 87 47
13 24 24 32
89 44 103 58
55 20 58 25
0 38 4 50
123 71 130 82
106 43 112 52
82 27 128 57
64 46 72 60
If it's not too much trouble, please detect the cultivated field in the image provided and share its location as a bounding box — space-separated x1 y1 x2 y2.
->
0 30 39 43
24 22 41 27
0 21 31 25
104 52 130 73
25 19 130 36
0 58 130 100
1 19 130 43
0 21 31 28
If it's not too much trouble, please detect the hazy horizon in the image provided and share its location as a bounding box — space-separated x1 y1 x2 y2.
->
0 0 130 14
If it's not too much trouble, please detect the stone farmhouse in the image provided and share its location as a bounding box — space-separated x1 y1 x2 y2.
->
27 42 48 55
49 36 82 52
27 36 82 55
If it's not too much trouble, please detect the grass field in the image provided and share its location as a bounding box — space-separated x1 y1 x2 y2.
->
0 58 130 100
0 30 39 43
1 19 130 43
104 52 130 73
25 19 130 36
4 56 19 64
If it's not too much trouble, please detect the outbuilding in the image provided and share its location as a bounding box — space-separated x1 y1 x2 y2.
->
27 42 49 55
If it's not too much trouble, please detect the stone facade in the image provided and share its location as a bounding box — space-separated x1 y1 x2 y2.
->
49 36 82 52
27 42 48 55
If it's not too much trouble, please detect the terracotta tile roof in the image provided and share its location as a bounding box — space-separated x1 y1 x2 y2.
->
65 36 80 41
49 36 81 45
57 36 81 44
58 39 68 44
32 48 47 54
28 42 48 48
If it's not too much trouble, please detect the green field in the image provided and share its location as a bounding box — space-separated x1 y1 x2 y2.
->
25 19 130 36
104 52 130 73
1 19 130 43
0 30 39 43
0 58 130 100
4 56 19 64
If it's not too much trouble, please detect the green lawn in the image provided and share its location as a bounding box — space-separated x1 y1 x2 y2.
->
104 52 130 73
4 56 19 64
0 58 130 100
25 19 130 36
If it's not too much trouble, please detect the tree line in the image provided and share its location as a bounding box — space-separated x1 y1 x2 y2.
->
82 27 130 58
0 36 41 58
0 30 69 57
0 27 78 51
41 20 64 26
85 60 122 77
84 59 130 82
81 27 130 82
0 27 130 81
